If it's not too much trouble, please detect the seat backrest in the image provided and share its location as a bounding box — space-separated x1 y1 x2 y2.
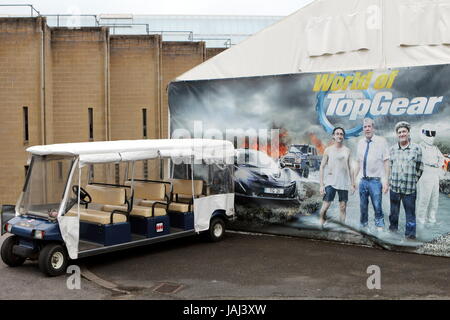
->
170 179 203 197
125 180 167 201
133 182 166 201
84 184 126 206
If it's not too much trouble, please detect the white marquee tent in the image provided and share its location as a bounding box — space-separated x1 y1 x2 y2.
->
176 0 450 81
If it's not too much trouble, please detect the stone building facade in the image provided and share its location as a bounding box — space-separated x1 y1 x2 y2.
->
0 17 225 204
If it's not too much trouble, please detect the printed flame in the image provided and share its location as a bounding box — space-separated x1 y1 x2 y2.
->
238 130 330 158
278 128 289 157
308 133 326 155
239 128 290 158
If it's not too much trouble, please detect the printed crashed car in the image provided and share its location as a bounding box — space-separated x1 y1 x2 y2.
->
234 149 298 203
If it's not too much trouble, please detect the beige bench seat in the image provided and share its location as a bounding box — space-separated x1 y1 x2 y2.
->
103 204 166 217
126 181 167 201
66 184 130 224
175 194 204 201
167 179 204 213
138 200 168 208
85 184 127 205
67 208 127 224
168 202 190 213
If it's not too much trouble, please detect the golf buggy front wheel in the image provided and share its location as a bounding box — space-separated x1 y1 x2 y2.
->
38 243 69 276
1 235 26 267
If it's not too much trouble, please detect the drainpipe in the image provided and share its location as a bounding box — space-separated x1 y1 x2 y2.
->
157 35 165 179
105 27 111 141
38 17 48 201
39 17 46 145
158 35 163 140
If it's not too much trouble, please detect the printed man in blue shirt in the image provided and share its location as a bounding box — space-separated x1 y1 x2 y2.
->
354 118 390 231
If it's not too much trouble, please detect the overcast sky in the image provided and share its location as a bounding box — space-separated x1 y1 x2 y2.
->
1 0 313 16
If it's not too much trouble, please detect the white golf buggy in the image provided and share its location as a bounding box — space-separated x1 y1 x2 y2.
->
1 139 235 276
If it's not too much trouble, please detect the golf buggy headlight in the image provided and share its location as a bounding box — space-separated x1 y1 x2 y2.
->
33 230 45 239
5 223 12 233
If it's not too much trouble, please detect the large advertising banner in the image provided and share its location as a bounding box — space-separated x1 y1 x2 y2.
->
168 64 450 257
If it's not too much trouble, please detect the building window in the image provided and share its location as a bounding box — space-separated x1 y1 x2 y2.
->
115 164 120 185
88 108 94 141
58 162 63 180
23 106 29 143
143 161 148 179
89 164 94 181
160 159 164 180
142 108 147 138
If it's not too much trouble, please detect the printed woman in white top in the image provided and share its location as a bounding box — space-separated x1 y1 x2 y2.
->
319 127 355 226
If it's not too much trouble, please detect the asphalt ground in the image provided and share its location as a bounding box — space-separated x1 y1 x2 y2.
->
1 231 449 300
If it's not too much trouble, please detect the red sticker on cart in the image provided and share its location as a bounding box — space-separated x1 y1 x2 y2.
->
156 223 164 232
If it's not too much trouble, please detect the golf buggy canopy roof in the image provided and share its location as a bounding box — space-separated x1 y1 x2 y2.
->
26 139 235 165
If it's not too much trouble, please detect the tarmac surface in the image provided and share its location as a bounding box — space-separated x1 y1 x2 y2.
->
1 231 449 300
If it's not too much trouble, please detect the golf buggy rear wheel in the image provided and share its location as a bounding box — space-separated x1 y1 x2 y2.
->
205 217 226 242
38 243 68 276
1 235 26 267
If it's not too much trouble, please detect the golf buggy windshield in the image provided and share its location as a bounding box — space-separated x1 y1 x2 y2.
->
17 155 76 218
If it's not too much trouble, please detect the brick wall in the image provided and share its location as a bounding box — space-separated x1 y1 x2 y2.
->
109 35 162 179
51 27 108 144
0 18 44 204
110 35 161 141
206 47 226 60
0 17 227 204
161 42 206 139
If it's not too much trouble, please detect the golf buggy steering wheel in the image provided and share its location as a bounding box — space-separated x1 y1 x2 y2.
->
72 185 92 205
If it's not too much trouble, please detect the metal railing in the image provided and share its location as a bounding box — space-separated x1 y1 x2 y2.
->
100 23 194 40
0 4 41 17
148 30 194 41
193 37 233 48
40 16 196 40
0 6 235 47
44 14 99 27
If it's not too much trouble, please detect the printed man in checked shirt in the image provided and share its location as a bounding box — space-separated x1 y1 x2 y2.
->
389 121 424 240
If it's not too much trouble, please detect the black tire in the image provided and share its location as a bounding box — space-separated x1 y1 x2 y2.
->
38 243 68 276
205 217 226 242
303 168 309 178
1 235 26 267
